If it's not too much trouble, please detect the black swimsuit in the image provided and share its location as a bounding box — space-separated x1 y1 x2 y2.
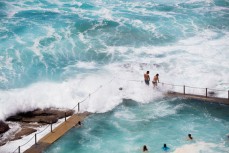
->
145 80 150 85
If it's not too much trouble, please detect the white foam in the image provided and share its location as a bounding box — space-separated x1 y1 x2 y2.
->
0 62 166 121
76 61 96 69
0 76 8 83
185 0 214 4
0 122 21 143
14 34 26 44
0 42 228 119
97 8 113 20
173 141 228 153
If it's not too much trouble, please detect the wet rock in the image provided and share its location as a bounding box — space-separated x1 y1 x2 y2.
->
0 121 9 134
13 128 37 140
6 116 22 122
21 115 58 124
1 108 75 146
6 108 74 124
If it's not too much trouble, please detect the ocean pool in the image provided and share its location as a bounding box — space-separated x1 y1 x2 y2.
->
45 99 229 153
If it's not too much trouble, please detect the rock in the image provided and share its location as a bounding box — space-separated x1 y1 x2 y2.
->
0 121 9 134
1 108 75 146
6 116 22 122
45 109 74 119
21 115 58 124
6 108 74 124
13 128 37 140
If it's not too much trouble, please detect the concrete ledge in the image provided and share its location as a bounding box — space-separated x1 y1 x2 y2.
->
166 92 229 105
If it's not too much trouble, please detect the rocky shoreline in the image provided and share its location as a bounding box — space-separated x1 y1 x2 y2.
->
0 108 74 146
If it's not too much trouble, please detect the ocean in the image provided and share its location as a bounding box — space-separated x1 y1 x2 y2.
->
0 0 229 152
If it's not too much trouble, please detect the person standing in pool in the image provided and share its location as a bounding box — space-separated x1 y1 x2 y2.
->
144 71 150 85
152 73 159 87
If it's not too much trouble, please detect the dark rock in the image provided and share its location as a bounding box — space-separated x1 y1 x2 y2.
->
21 115 58 124
6 108 74 123
6 115 22 122
18 110 35 118
0 121 9 134
46 109 74 119
32 109 50 116
1 108 76 147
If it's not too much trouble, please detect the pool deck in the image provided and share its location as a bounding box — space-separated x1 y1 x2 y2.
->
166 91 229 105
24 112 90 153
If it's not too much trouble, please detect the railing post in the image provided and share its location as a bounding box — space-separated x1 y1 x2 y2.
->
228 90 229 101
206 88 207 97
18 146 20 153
35 134 37 145
78 103 80 112
65 112 66 122
51 123 53 133
183 85 185 95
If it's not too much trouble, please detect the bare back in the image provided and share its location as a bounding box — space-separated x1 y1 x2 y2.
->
144 74 150 81
153 75 159 82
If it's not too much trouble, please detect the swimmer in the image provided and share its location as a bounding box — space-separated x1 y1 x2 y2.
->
188 134 193 140
75 121 82 127
162 144 170 152
143 145 148 152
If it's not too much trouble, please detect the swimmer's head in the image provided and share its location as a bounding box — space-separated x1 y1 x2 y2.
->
143 145 148 151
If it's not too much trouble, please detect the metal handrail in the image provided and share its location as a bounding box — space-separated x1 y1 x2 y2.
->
159 82 227 91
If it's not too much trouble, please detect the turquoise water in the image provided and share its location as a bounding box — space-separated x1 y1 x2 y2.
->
1 0 229 120
0 0 229 89
45 99 229 153
0 0 229 152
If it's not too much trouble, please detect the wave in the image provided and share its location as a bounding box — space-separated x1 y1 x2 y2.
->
173 141 229 153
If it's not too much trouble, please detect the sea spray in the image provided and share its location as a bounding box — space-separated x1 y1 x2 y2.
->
0 0 229 152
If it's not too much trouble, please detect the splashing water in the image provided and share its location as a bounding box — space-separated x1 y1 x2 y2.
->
0 0 229 152
0 0 228 120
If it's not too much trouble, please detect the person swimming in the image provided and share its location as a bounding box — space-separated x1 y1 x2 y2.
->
188 134 193 140
75 121 82 127
162 144 170 152
143 145 148 152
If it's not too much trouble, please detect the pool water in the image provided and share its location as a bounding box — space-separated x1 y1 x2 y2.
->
45 99 229 153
